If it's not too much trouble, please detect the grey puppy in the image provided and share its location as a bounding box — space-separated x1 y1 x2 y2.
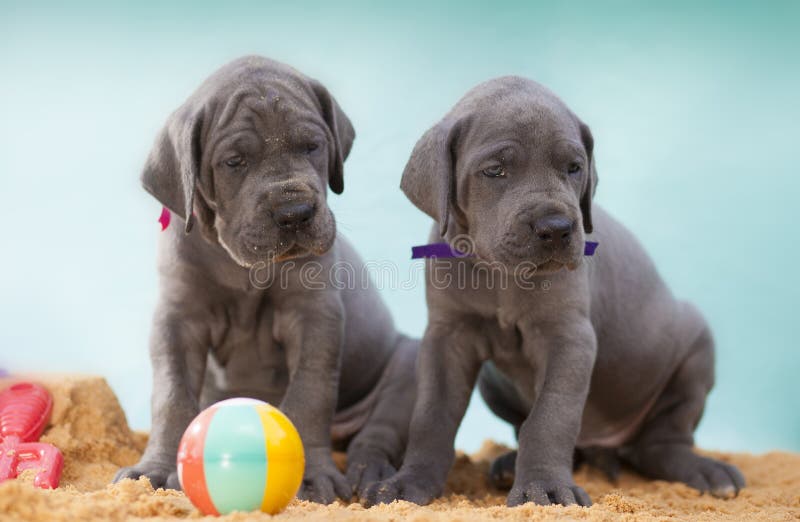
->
114 56 418 504
364 76 744 507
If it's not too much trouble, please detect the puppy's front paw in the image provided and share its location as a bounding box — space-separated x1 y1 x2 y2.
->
361 470 441 507
346 448 396 499
507 478 592 507
113 462 180 490
297 462 352 504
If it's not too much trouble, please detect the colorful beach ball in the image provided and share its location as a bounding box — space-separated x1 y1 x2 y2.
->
176 398 305 515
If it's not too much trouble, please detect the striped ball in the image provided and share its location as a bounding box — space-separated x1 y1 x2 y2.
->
176 398 305 515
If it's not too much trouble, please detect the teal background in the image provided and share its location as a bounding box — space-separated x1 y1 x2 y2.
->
1 1 798 454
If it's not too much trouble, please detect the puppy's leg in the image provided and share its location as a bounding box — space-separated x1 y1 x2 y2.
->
622 312 745 498
113 308 208 489
276 292 351 505
362 321 485 507
477 362 526 489
508 317 596 507
573 447 621 482
346 335 418 498
478 367 616 489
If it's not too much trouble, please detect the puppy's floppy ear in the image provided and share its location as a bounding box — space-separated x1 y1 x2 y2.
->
141 106 205 233
309 80 355 195
401 119 462 237
578 122 598 234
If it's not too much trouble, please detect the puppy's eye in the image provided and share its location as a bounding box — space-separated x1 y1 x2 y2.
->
567 162 582 175
225 156 246 168
482 165 505 178
305 142 320 153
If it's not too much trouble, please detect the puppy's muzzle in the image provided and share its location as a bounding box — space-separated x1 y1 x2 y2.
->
531 214 575 251
274 202 316 228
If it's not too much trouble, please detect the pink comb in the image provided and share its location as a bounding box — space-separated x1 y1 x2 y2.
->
0 382 63 489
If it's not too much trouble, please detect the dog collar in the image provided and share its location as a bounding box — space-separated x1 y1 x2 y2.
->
157 207 600 258
411 241 599 259
158 207 171 231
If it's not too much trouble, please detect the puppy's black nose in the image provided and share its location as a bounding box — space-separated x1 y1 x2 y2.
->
274 202 315 228
533 215 574 245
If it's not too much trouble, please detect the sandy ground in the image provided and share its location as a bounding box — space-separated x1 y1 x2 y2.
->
0 375 798 522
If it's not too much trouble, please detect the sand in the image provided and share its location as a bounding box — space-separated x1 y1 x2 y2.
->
0 375 797 522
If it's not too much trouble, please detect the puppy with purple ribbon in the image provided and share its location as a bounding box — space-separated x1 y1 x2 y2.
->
364 76 744 507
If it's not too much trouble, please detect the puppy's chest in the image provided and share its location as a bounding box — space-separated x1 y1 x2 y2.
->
475 321 534 387
454 270 568 327
475 300 556 398
208 299 288 388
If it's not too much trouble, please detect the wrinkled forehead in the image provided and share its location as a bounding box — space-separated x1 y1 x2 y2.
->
459 97 582 154
206 77 325 144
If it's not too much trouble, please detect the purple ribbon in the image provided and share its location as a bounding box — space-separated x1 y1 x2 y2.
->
412 241 599 259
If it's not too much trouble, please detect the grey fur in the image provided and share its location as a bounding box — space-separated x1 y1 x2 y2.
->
363 76 744 507
113 56 417 504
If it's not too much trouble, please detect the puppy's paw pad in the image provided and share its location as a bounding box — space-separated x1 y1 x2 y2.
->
347 451 396 499
507 480 592 507
361 472 439 507
298 466 352 504
698 458 746 498
361 479 400 507
113 463 178 490
637 446 745 498
489 450 517 490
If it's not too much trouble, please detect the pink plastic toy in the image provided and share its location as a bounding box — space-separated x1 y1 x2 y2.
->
0 382 64 488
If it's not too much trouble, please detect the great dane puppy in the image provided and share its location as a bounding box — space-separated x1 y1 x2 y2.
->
364 76 744 507
114 56 418 504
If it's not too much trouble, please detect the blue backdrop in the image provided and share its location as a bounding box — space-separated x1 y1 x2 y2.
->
1 0 797 453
